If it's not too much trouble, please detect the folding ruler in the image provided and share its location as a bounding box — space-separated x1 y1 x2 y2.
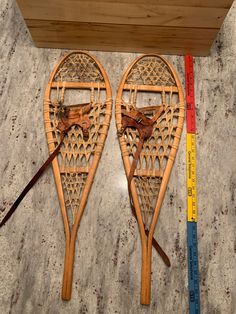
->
185 55 200 314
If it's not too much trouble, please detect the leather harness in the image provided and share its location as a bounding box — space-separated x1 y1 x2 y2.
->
118 106 171 267
0 102 93 228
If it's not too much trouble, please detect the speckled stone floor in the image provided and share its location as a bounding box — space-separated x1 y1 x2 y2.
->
0 1 236 313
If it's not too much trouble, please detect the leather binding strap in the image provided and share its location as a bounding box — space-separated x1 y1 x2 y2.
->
0 103 92 228
118 106 171 267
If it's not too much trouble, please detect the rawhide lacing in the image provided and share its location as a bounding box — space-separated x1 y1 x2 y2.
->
118 105 170 267
0 101 94 228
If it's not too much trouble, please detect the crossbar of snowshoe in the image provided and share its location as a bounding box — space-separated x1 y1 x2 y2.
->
123 83 178 93
51 81 106 89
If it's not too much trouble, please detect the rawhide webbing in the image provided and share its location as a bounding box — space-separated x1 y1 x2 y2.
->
0 102 93 228
118 106 171 267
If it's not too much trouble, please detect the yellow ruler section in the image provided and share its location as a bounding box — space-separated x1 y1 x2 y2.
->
186 133 197 222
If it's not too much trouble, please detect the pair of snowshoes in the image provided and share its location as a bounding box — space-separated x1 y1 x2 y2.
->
1 51 184 304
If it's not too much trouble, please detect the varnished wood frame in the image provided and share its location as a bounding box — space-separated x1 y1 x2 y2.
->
44 51 112 300
115 54 185 305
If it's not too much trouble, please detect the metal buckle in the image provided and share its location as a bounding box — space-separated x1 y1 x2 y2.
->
135 117 143 123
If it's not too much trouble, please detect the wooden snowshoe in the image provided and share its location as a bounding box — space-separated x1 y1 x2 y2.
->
115 54 184 304
44 51 112 300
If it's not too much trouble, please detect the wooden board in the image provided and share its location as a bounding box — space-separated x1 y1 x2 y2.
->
25 20 218 56
17 0 234 55
17 0 234 9
17 1 229 28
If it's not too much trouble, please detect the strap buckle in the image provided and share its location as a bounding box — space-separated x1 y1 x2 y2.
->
135 116 143 123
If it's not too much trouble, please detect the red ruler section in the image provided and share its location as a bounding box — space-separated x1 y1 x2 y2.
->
185 55 196 134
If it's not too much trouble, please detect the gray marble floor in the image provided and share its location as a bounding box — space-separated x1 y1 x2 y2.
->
0 1 236 313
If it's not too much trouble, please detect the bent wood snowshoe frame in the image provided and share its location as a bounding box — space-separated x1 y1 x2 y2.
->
44 51 112 300
115 54 184 304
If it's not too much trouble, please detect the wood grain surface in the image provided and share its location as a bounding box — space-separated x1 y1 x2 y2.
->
25 19 218 56
16 0 234 55
17 1 229 28
17 0 234 9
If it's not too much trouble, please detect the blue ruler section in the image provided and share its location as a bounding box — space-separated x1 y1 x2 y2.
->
187 221 200 314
